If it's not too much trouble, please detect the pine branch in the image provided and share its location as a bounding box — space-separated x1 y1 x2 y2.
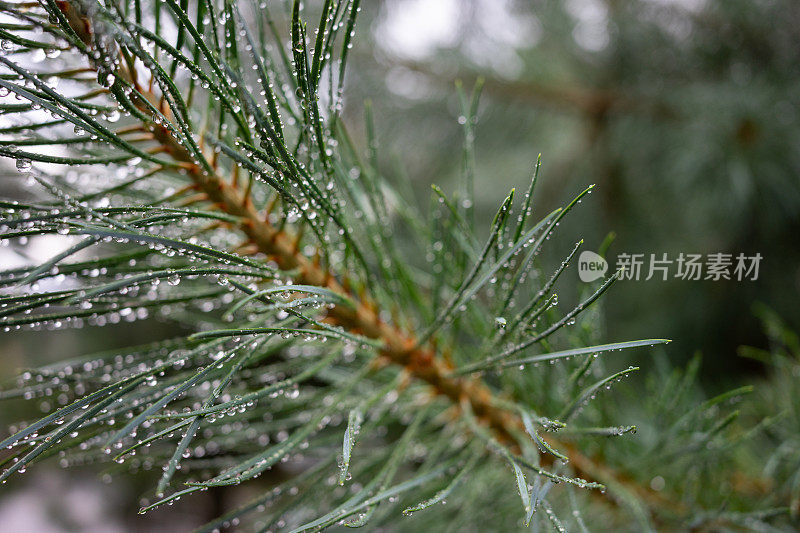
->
41 0 608 491
0 2 794 531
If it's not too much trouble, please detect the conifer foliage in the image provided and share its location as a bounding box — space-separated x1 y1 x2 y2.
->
0 1 795 531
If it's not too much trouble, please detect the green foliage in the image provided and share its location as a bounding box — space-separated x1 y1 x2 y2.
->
0 1 796 531
349 0 800 371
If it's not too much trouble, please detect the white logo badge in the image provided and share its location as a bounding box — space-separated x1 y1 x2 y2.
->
578 251 608 282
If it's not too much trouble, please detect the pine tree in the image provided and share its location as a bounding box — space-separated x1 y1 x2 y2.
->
0 1 796 531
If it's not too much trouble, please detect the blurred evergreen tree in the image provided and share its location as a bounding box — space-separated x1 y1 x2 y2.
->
345 0 800 377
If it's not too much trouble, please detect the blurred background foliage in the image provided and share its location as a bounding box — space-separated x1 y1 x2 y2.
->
339 0 800 381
